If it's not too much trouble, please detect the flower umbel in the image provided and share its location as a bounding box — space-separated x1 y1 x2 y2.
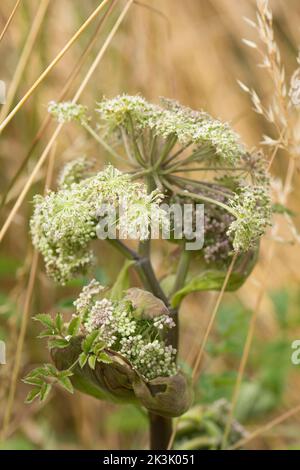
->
48 101 88 124
30 165 165 284
96 94 245 164
79 281 178 381
227 185 272 251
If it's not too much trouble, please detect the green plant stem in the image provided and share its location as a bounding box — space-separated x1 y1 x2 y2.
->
108 239 169 307
150 134 158 165
154 134 177 169
170 174 231 199
82 121 134 167
127 113 146 167
161 175 237 216
166 250 190 352
149 413 173 450
163 141 193 167
171 249 191 296
166 166 246 173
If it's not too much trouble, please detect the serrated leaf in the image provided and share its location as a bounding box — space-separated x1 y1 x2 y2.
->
40 382 51 402
34 314 54 329
24 366 50 379
22 376 43 386
37 328 56 339
58 376 74 393
88 355 97 370
44 363 58 376
55 313 64 334
97 352 113 364
67 316 81 336
48 338 69 349
58 369 74 378
92 341 106 355
79 352 88 368
82 331 99 354
25 387 41 403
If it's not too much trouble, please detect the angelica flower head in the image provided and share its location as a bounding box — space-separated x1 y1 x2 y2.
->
48 101 88 124
73 278 105 321
96 94 245 164
30 164 165 284
227 184 272 251
74 280 178 381
57 156 95 189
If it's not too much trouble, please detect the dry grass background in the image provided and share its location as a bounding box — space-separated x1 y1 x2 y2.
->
0 0 300 450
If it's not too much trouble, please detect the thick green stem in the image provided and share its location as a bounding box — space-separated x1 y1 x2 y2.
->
171 249 191 296
149 413 173 450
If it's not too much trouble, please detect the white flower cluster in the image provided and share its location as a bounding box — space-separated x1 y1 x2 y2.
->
76 280 177 381
73 278 105 321
120 189 165 240
57 157 94 189
30 165 165 284
48 101 88 124
30 188 96 284
119 336 177 381
153 315 176 330
96 94 245 164
227 185 272 251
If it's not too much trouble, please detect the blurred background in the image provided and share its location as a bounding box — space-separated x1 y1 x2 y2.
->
0 0 300 450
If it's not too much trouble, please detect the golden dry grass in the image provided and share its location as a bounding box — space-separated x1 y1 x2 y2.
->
0 0 300 450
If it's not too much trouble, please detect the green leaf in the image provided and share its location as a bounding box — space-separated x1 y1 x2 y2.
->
58 369 74 378
67 316 81 336
92 341 106 355
79 352 88 368
39 382 52 402
88 355 97 370
55 313 64 334
24 366 50 379
44 364 59 376
82 331 99 354
37 329 56 339
171 270 247 308
34 314 54 329
22 376 43 386
97 352 113 364
25 388 41 404
48 338 69 349
110 260 135 301
58 376 74 394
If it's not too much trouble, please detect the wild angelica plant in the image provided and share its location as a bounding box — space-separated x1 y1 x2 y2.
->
25 95 272 449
